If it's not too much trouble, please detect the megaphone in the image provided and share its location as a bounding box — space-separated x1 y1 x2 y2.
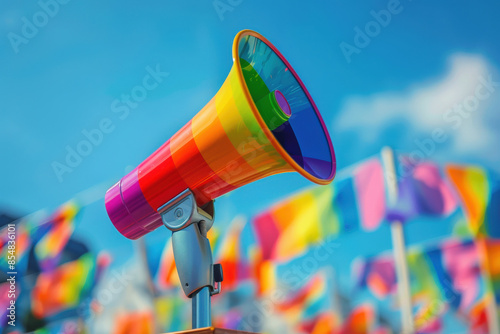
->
105 30 336 240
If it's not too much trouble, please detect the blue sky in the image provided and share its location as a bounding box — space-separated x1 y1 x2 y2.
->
1 0 499 331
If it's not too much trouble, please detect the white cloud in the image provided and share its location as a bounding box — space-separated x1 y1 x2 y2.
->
334 53 500 171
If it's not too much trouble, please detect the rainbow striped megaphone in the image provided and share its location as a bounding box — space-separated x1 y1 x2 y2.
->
105 30 336 239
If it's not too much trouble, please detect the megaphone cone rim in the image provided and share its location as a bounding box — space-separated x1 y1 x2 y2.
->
232 29 336 185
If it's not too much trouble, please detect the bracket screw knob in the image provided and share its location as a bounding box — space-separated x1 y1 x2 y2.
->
174 208 183 218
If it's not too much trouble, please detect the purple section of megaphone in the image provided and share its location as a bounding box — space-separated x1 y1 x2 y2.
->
275 90 291 117
105 168 162 239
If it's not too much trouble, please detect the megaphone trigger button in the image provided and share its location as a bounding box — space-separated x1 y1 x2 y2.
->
214 263 223 282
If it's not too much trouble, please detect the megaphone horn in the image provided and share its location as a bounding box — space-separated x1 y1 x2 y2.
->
105 30 336 239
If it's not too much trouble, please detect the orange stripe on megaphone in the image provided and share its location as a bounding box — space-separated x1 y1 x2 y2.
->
191 97 258 188
170 120 237 206
137 140 190 211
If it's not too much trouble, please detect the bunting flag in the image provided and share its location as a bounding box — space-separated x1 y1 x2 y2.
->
446 165 500 332
216 219 243 290
469 298 489 334
253 184 337 262
155 237 180 289
274 271 337 332
334 158 386 233
215 217 256 290
353 158 387 231
112 311 155 334
408 240 482 312
34 200 81 271
155 294 190 332
207 227 221 256
275 273 330 317
94 251 113 287
445 165 500 238
386 159 458 222
356 251 441 303
421 244 462 309
414 302 445 333
356 239 482 314
417 319 443 334
479 239 500 302
441 239 482 309
370 326 392 334
355 256 397 299
339 303 375 334
297 310 340 334
31 253 95 318
255 258 277 296
213 309 244 330
253 157 385 262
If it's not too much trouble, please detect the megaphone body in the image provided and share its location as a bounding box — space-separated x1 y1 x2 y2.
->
105 30 336 239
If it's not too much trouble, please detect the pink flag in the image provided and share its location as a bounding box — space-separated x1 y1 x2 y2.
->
387 160 458 222
354 158 386 231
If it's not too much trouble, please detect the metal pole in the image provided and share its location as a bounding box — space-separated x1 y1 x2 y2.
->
381 147 415 334
192 287 212 328
390 221 414 334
